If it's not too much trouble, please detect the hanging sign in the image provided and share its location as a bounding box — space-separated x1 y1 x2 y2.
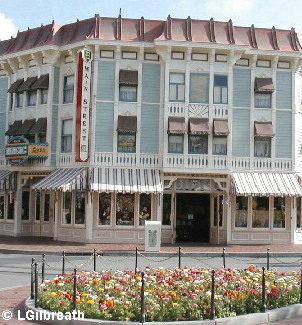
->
75 48 93 162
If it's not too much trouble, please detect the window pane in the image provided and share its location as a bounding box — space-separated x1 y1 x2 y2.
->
0 195 4 219
28 90 37 106
190 74 209 103
139 194 151 225
188 135 208 154
35 192 40 221
214 75 228 87
170 73 185 84
21 191 30 220
254 137 271 157
75 192 85 224
177 84 185 101
252 196 269 228
235 196 248 228
274 197 285 228
62 192 71 224
44 193 50 222
213 87 221 103
213 136 227 155
41 89 48 104
117 134 136 153
119 85 137 102
62 119 72 135
63 75 74 104
61 120 72 153
116 194 134 226
297 198 301 228
221 87 228 104
169 84 177 101
16 93 23 107
168 135 184 153
255 93 271 108
162 194 171 225
99 193 111 225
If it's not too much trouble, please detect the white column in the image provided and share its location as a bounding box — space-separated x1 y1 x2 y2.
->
13 174 22 235
85 191 93 242
208 49 215 162
53 192 59 239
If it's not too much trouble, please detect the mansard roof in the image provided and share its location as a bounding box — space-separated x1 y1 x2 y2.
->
0 14 301 55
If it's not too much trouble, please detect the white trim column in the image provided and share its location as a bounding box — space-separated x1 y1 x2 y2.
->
85 191 93 242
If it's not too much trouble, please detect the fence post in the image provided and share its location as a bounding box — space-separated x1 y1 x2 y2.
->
266 248 270 271
41 254 46 282
300 269 302 304
222 248 226 268
30 258 35 300
261 267 266 313
210 270 215 320
135 247 138 273
73 268 77 311
93 249 97 272
62 251 65 275
34 262 38 308
140 272 145 323
178 246 181 269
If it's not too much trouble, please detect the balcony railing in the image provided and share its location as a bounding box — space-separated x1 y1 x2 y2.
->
167 102 228 119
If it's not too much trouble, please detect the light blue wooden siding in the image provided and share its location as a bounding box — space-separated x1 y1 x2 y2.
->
0 78 8 155
95 103 114 152
232 109 250 157
142 64 161 103
97 61 115 101
276 71 292 109
51 67 60 165
140 104 160 154
275 111 292 158
233 69 251 108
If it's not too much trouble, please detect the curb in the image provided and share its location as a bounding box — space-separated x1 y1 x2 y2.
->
24 298 302 325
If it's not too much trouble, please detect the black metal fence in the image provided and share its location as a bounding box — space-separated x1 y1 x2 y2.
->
29 247 302 323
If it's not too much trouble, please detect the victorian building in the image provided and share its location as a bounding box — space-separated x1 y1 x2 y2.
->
0 14 302 244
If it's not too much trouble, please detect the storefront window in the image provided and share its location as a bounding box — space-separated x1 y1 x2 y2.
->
162 194 171 225
274 197 285 228
235 196 248 228
21 191 30 220
139 194 151 225
0 195 4 219
99 193 111 225
75 192 85 225
62 192 71 224
44 193 50 222
116 194 134 226
252 196 269 228
7 196 14 220
35 192 40 221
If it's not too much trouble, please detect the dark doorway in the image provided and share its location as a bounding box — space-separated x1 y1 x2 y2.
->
176 193 210 242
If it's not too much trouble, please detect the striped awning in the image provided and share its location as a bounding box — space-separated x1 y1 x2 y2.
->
32 168 88 191
231 173 302 196
90 168 163 193
0 170 16 191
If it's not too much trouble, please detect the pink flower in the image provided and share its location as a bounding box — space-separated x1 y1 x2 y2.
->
99 304 108 310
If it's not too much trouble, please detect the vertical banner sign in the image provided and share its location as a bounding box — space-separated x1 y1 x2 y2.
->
76 48 93 162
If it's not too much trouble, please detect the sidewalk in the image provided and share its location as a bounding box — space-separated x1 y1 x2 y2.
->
0 235 302 254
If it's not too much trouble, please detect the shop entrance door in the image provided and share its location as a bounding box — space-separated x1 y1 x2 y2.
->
176 193 210 242
39 192 54 237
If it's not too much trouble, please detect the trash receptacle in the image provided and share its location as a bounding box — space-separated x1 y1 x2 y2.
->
144 221 161 252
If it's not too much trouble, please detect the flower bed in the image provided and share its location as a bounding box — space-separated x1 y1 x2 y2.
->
39 266 301 322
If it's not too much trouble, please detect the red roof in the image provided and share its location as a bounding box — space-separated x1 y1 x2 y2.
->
0 15 301 55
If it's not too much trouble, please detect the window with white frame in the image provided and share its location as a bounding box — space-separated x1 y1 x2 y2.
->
190 74 209 103
62 192 72 224
168 135 184 153
117 133 136 153
162 194 172 225
273 197 285 228
21 191 30 220
169 73 185 102
27 90 37 106
235 196 248 228
44 193 50 222
297 198 302 229
139 194 151 225
61 119 72 153
16 92 23 108
188 135 208 154
98 193 111 225
254 137 271 158
7 195 14 220
252 196 269 228
213 75 228 104
35 192 40 221
0 194 4 220
63 75 74 104
116 194 135 226
255 93 271 108
75 192 85 224
119 70 138 102
41 89 48 104
212 136 227 155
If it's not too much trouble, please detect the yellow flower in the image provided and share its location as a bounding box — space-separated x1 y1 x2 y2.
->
172 303 179 307
86 300 95 305
81 293 89 298
49 292 57 297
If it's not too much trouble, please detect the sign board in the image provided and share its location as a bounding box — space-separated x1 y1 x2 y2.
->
75 48 93 162
145 221 161 252
5 136 48 166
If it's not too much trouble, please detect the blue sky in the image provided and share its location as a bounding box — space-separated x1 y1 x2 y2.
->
0 0 300 41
